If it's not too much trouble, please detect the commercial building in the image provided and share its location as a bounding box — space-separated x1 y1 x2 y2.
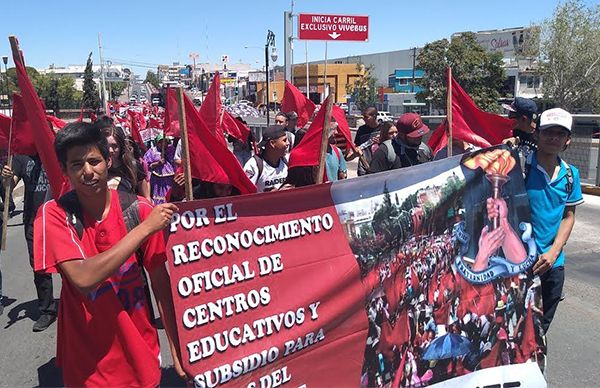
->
38 63 129 91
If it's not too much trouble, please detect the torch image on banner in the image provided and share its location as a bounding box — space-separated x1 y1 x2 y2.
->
458 147 536 280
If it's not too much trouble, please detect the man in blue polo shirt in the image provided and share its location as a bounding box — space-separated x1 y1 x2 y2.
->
526 108 584 334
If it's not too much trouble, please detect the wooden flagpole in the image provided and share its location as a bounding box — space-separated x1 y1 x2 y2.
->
1 117 14 251
176 87 193 201
447 67 453 157
316 88 335 184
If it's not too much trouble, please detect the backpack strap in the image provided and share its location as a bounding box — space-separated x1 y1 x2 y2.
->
57 191 85 240
253 154 264 181
115 190 156 324
561 160 573 195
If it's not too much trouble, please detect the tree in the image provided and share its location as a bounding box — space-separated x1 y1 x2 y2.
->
109 81 128 100
82 52 100 110
145 70 160 89
416 33 506 112
540 0 600 112
346 64 377 112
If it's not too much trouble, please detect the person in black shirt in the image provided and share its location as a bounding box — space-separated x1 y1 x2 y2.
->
392 113 433 168
368 122 402 174
2 154 56 331
502 97 538 160
349 107 381 176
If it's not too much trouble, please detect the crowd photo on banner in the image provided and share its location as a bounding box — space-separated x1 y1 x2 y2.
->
0 31 586 388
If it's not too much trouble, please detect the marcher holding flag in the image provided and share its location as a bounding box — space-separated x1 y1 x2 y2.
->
34 122 186 386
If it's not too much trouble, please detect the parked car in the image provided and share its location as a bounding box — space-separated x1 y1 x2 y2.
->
377 111 394 123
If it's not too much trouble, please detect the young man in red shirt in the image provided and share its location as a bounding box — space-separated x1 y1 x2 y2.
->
33 122 186 387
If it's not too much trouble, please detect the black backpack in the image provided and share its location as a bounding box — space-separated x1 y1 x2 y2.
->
57 190 156 323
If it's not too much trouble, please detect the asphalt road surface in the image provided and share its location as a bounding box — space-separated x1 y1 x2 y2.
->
0 190 598 387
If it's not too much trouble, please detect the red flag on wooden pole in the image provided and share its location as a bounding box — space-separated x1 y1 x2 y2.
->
9 36 69 199
282 80 316 128
428 70 514 156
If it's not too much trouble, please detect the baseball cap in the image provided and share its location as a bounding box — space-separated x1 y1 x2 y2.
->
258 125 287 148
539 108 572 133
396 113 430 138
502 97 538 119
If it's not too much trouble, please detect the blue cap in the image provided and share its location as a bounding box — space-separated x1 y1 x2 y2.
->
502 97 538 119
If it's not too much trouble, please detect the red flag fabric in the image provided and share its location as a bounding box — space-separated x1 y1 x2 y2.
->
46 115 67 130
428 70 514 156
288 96 330 169
391 308 411 347
148 116 162 129
221 110 251 143
198 72 226 144
331 105 353 146
127 110 148 152
182 93 256 195
163 87 181 137
519 305 536 361
282 80 316 128
0 113 12 150
10 93 37 155
11 38 69 198
392 348 408 387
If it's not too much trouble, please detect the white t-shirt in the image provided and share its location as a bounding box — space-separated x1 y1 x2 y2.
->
174 140 182 162
244 155 288 192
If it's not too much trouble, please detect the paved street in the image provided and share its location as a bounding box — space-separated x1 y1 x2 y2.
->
0 191 598 387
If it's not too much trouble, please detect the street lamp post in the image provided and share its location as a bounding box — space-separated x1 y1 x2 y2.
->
265 30 277 127
2 56 9 113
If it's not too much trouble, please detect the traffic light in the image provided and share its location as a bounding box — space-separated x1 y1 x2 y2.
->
235 87 239 96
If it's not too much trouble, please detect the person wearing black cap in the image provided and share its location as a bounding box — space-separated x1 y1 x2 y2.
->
243 125 289 192
502 97 538 157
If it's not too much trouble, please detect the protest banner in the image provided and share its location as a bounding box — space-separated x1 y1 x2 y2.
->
165 145 546 388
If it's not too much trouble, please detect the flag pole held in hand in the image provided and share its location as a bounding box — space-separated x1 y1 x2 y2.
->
316 88 335 184
176 87 193 201
1 118 14 251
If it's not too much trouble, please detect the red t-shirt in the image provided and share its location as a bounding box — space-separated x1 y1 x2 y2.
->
34 190 166 387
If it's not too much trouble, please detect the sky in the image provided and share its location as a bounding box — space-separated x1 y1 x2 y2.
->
0 0 593 77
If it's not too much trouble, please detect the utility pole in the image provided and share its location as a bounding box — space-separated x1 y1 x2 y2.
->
189 52 199 88
97 33 108 113
284 11 293 82
411 47 416 93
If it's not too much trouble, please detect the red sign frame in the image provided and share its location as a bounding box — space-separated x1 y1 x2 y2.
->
298 13 369 42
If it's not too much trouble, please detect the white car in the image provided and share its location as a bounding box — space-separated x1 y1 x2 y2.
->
377 111 394 123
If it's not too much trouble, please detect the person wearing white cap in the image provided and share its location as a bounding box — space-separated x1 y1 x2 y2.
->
525 108 584 334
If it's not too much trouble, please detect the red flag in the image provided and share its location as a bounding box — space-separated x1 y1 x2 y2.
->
391 348 408 387
10 37 69 198
519 305 537 361
163 87 181 137
198 72 226 144
182 93 256 195
127 110 147 152
331 105 353 146
288 96 330 169
9 93 37 155
428 69 514 156
148 116 162 129
0 113 12 150
46 115 67 130
221 110 251 143
391 308 411 347
282 80 316 128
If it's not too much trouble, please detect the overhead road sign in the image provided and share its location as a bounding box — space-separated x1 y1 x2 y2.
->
298 14 369 42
